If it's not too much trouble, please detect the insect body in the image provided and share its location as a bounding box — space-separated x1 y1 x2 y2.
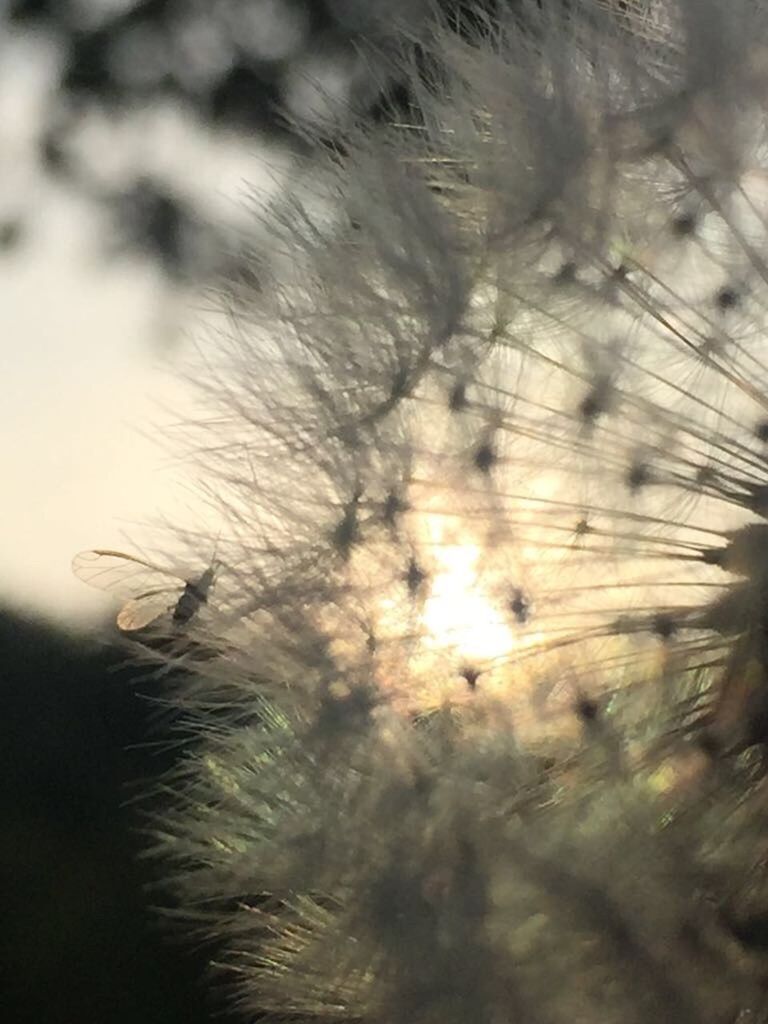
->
172 565 217 626
72 548 217 632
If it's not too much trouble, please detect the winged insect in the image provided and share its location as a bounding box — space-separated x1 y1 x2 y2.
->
72 548 218 632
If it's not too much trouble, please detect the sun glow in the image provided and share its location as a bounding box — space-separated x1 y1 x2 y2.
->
420 521 515 665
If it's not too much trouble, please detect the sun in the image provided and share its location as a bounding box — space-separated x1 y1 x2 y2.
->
420 516 515 665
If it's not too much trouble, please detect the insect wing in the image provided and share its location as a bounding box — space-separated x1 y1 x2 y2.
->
72 549 184 596
116 590 178 632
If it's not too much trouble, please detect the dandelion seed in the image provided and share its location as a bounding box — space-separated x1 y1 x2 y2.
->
459 665 481 690
404 556 427 597
509 587 531 625
472 440 497 474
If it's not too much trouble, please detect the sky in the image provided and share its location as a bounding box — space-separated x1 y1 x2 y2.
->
0 17 298 625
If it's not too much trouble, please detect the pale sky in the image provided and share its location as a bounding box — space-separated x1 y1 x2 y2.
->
2 193 190 624
0 21 295 626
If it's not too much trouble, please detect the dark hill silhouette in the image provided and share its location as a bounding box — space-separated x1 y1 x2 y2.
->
0 608 232 1024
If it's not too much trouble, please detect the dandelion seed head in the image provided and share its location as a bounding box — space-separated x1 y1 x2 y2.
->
114 3 768 1020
